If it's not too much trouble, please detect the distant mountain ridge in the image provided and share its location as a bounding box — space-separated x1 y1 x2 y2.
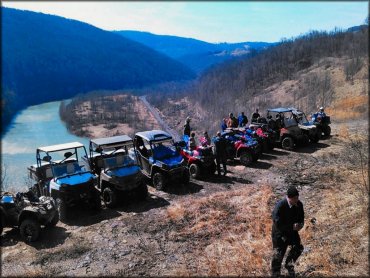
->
2 8 195 131
114 30 275 74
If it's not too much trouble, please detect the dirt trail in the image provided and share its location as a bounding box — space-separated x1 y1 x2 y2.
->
139 96 181 141
1 120 368 276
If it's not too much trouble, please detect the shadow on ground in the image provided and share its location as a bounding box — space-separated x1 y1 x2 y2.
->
0 226 69 249
115 193 170 213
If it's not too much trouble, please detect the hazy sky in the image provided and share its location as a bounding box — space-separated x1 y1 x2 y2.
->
2 1 368 43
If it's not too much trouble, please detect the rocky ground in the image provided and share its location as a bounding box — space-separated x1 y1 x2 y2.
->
1 121 368 277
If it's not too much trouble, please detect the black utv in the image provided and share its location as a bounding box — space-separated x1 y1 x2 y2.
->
83 135 147 208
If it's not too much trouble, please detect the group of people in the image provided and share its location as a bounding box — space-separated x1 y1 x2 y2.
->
183 114 306 277
221 109 261 131
183 116 227 177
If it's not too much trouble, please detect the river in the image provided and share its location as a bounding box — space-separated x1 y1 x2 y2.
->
1 100 89 192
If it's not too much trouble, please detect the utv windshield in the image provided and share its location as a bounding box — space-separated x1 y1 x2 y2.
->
151 140 178 160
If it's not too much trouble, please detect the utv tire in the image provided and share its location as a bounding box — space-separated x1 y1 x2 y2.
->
0 214 3 235
56 198 68 222
46 212 59 228
189 164 201 179
20 219 40 242
102 187 116 208
324 126 331 137
182 170 190 185
153 172 166 191
136 183 148 201
281 137 294 150
208 162 217 175
239 151 253 166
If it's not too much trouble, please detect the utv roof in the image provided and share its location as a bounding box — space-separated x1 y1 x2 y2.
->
90 135 133 149
37 142 85 153
135 130 172 142
267 108 294 113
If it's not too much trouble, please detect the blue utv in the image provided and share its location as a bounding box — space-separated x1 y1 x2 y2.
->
134 130 190 191
28 142 101 221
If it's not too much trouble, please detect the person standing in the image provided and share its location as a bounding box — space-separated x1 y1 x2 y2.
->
189 132 197 151
183 116 191 136
238 112 249 127
227 113 238 128
212 131 227 176
221 118 228 131
251 108 260 123
271 186 304 278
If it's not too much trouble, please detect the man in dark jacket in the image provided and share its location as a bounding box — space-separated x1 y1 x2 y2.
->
183 117 191 137
238 112 248 127
212 131 227 176
271 186 304 278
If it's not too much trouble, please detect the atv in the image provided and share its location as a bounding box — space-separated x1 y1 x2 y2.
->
134 130 190 191
311 112 331 137
0 190 59 242
266 108 309 150
174 140 216 179
83 135 147 208
219 129 260 166
290 107 321 143
248 124 276 152
28 142 101 221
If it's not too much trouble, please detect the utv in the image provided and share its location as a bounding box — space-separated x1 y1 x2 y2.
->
174 141 216 179
311 112 331 137
83 135 147 208
219 129 260 166
266 108 308 150
0 190 58 242
290 107 321 143
28 142 101 221
134 130 189 190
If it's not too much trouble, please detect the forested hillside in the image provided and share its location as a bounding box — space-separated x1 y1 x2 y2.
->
115 31 274 74
147 26 368 135
1 8 195 131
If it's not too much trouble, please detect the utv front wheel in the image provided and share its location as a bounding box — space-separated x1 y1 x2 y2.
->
153 172 166 191
20 219 40 242
56 198 68 222
46 212 59 228
281 137 294 150
189 164 201 179
239 151 253 166
324 126 331 137
182 170 190 185
102 187 117 208
136 183 148 201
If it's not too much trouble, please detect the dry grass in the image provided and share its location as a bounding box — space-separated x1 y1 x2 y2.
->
327 95 368 121
167 185 274 276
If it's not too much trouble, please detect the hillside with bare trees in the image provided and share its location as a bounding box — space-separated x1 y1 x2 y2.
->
147 26 368 136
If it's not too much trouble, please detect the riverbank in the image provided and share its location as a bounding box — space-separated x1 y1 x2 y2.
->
59 93 162 139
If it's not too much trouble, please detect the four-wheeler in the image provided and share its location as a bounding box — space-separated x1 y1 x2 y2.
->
311 112 331 137
0 190 59 242
134 130 190 190
289 107 321 143
83 135 147 208
28 142 101 221
266 108 309 150
175 141 216 179
219 129 260 166
249 124 276 152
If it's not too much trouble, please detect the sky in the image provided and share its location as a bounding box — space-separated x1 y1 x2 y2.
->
2 1 368 43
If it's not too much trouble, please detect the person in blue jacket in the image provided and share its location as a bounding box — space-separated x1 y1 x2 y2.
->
238 112 249 127
221 118 228 131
